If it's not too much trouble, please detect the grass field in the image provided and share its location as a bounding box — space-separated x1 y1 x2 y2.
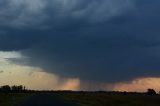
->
0 93 32 106
1 92 160 106
58 92 160 106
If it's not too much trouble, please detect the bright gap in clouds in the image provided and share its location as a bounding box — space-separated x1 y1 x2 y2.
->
0 51 80 90
0 51 22 59
113 77 160 93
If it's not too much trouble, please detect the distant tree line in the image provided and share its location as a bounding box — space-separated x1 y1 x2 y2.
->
0 85 25 92
0 85 159 96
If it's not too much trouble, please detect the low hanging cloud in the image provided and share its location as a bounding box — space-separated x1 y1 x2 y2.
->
0 0 160 83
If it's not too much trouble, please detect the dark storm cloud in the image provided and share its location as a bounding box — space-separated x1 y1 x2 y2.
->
0 0 133 28
1 0 160 82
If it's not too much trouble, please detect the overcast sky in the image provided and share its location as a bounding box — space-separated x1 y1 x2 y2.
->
0 0 160 91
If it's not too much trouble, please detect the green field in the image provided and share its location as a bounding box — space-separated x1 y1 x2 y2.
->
1 92 160 106
0 93 32 106
58 92 160 106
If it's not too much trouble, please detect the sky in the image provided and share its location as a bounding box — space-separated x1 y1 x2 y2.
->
0 0 160 92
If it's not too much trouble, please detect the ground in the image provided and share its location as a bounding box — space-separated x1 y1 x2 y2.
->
58 92 160 106
0 93 31 106
0 92 160 106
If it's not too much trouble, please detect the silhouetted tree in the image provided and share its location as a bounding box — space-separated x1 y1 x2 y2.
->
11 85 25 92
147 89 156 95
123 91 127 95
0 85 11 92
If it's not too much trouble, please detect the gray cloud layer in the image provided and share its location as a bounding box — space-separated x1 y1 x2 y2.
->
1 0 160 82
0 0 133 28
